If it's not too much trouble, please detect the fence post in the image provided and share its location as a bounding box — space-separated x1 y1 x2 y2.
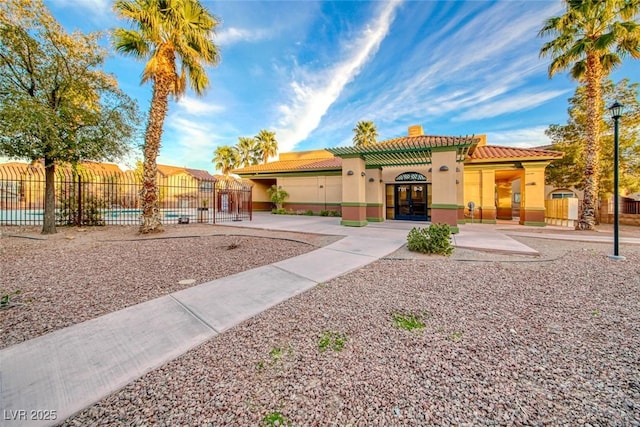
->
76 173 83 226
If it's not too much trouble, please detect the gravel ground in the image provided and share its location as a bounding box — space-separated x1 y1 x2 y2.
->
0 224 338 349
54 234 640 426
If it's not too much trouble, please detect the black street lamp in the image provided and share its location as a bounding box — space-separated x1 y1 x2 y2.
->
608 101 624 261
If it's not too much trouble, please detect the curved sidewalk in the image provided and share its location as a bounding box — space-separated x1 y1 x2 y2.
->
5 215 628 426
2 216 410 426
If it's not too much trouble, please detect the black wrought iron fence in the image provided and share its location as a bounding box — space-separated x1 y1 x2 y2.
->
0 164 252 226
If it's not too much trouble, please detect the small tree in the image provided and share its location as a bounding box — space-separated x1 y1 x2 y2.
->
266 185 289 210
0 0 140 234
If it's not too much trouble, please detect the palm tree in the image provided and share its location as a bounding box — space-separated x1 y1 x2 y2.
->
113 0 220 234
352 120 378 147
539 0 640 230
235 136 260 167
255 129 278 164
213 145 239 175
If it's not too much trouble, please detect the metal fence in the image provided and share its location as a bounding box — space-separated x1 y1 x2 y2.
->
0 164 252 226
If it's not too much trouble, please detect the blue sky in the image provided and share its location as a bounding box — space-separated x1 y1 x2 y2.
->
33 1 640 172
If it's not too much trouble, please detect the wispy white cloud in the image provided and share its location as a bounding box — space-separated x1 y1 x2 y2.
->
486 126 552 148
176 96 225 116
274 0 403 152
161 116 225 171
216 27 272 46
353 1 564 130
454 89 571 121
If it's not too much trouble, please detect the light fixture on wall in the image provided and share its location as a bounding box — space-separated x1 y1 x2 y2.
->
368 178 374 182
456 167 460 172
525 181 536 186
428 168 432 172
361 171 366 177
456 180 460 184
439 165 449 172
347 170 354 175
319 185 324 188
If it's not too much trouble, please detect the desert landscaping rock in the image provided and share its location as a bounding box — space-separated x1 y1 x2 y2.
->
46 233 640 426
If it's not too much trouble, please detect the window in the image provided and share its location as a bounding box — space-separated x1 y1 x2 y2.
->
551 192 575 199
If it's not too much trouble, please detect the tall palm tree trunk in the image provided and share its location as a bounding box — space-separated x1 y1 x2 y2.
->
139 77 172 234
577 52 603 231
42 156 57 235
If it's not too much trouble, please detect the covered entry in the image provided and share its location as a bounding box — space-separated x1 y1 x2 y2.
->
386 172 431 220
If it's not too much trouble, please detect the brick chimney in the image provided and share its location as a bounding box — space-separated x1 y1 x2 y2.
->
408 125 424 137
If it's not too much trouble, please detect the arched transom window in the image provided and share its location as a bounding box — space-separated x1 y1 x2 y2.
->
395 172 426 182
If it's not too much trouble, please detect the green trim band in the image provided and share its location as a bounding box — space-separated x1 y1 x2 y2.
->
522 221 546 227
431 204 459 210
237 170 341 178
457 219 466 224
480 219 497 224
284 202 341 206
342 202 368 207
366 203 383 207
341 220 368 227
366 217 384 222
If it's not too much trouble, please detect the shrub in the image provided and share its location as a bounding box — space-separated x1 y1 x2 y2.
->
328 210 341 217
406 223 454 255
318 331 347 352
304 209 314 216
319 210 329 216
271 208 286 215
266 185 289 210
57 195 106 226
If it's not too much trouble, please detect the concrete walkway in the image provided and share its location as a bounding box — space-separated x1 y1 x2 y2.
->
2 214 636 426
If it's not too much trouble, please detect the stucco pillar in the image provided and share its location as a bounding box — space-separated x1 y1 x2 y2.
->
365 168 384 222
479 169 497 223
456 164 465 223
431 149 459 232
496 180 513 220
341 156 367 226
519 163 548 226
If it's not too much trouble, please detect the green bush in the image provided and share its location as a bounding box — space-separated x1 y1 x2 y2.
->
271 208 286 215
328 210 341 217
304 209 314 216
57 195 106 226
406 224 454 255
319 210 329 216
266 185 289 210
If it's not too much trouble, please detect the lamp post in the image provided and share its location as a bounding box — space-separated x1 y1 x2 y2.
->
608 101 624 261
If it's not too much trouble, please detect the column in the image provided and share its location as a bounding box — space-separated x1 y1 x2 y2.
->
519 163 548 226
365 168 384 222
456 164 465 223
340 156 367 226
479 169 496 223
431 149 459 233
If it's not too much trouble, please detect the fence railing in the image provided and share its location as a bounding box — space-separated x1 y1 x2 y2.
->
0 164 252 226
622 197 640 215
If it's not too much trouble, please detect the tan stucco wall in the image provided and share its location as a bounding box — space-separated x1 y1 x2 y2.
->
276 175 342 205
250 180 272 202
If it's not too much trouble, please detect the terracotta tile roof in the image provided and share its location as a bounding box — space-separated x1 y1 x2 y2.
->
469 145 563 161
185 168 215 181
233 157 342 174
378 134 481 149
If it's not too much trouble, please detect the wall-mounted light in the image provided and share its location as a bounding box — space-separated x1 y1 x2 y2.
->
526 181 536 186
456 167 460 172
347 170 354 175
456 180 460 184
428 168 432 172
439 165 449 172
368 178 374 182
361 171 366 177
319 185 324 188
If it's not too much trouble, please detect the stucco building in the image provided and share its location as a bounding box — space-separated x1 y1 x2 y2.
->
234 125 563 231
